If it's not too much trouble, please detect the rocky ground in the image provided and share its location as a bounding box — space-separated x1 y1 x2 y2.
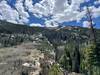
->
0 42 44 75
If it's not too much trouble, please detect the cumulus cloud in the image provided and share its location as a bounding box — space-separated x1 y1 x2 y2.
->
24 0 55 17
0 0 86 26
44 20 59 27
0 0 29 24
15 0 30 23
83 6 100 18
30 23 44 27
0 1 19 23
92 7 100 18
24 0 87 27
25 0 86 23
83 21 95 28
26 0 100 27
83 21 90 28
0 0 100 27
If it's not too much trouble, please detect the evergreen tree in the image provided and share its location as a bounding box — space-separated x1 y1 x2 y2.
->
59 41 80 73
81 42 100 75
48 64 63 75
59 46 72 71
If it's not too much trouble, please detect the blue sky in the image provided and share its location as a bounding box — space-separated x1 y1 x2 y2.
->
0 0 100 28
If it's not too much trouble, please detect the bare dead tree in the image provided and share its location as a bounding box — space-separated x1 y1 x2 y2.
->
86 7 96 44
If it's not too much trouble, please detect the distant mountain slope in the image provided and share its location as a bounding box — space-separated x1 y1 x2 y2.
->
0 20 100 47
0 20 47 34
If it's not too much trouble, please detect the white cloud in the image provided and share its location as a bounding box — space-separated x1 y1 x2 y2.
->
30 23 43 27
24 0 55 17
83 21 90 27
45 20 59 27
0 0 29 24
0 1 19 23
25 0 86 24
84 6 100 18
83 21 95 28
0 0 100 27
7 20 18 24
92 7 100 18
15 0 29 23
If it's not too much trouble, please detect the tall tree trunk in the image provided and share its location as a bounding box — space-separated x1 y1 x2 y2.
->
54 46 59 62
86 7 96 44
72 47 80 73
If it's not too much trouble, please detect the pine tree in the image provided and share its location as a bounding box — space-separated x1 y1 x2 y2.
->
48 64 63 75
59 45 72 71
81 41 100 75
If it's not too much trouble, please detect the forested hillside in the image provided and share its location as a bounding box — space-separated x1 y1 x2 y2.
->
0 20 100 75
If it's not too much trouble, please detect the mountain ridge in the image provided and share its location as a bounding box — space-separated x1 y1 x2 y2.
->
0 20 100 46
